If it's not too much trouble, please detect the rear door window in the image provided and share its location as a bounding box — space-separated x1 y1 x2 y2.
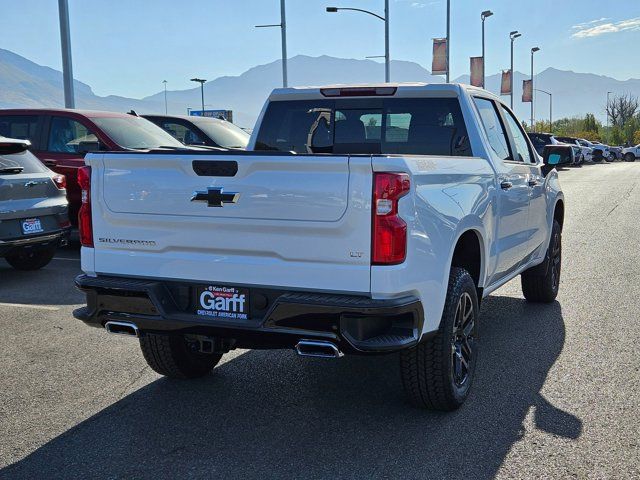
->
472 98 511 161
47 117 98 154
255 97 471 156
500 106 534 163
0 115 40 143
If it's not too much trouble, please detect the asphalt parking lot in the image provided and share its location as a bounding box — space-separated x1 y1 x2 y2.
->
1 162 639 479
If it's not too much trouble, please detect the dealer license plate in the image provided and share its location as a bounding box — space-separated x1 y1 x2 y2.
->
195 285 250 320
21 218 44 235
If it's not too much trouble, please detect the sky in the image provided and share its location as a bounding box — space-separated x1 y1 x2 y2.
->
2 0 639 98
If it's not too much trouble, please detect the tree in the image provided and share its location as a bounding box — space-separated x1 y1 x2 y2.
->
606 94 639 128
634 130 640 145
584 113 599 133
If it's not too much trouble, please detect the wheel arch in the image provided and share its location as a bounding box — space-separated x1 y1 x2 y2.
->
553 198 565 230
450 228 486 300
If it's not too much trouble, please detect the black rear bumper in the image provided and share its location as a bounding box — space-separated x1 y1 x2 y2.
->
73 274 425 355
0 228 70 256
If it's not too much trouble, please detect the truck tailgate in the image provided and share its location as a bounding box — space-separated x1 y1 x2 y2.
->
87 152 372 293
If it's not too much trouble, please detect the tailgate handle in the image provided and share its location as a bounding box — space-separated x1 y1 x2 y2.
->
192 160 238 177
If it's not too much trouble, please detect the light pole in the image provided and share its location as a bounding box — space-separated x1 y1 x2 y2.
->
534 89 552 131
190 78 206 113
530 47 540 131
606 91 612 143
446 0 450 82
509 31 521 109
256 0 288 87
162 80 168 114
57 0 75 108
481 10 493 89
326 2 390 82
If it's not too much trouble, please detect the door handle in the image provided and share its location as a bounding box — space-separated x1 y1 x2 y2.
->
500 181 513 190
527 178 538 187
43 160 57 167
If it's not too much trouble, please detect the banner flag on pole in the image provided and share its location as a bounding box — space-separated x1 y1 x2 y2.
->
500 70 512 95
432 38 448 76
522 79 533 102
470 57 484 88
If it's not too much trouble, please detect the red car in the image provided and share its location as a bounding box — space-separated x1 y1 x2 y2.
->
0 109 185 225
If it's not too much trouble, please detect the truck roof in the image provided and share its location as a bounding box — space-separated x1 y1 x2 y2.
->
268 82 498 102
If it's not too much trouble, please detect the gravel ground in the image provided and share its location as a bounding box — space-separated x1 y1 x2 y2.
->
0 162 639 479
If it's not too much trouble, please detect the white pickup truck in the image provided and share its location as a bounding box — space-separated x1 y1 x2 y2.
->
74 83 570 411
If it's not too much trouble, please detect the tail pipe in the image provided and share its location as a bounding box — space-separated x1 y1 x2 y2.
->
295 339 343 359
104 321 139 337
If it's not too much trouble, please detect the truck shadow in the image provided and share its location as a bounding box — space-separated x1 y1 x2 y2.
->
1 295 580 480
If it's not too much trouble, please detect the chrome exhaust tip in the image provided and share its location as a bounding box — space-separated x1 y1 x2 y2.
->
104 321 139 337
295 339 343 359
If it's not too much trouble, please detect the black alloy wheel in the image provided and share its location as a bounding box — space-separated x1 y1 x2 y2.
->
451 292 476 388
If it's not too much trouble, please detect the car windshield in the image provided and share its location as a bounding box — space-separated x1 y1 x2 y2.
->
191 119 249 149
0 150 47 174
90 116 185 150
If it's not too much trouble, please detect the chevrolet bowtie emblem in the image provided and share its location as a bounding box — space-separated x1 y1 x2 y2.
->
191 187 240 207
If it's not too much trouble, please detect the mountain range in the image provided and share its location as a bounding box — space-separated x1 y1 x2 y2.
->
2 47 639 129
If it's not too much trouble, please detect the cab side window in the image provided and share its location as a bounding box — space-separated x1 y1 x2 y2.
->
473 98 511 161
48 117 98 153
500 106 534 163
0 115 39 143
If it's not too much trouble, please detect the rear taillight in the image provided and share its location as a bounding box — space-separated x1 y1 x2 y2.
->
52 174 66 190
77 166 93 247
372 173 410 265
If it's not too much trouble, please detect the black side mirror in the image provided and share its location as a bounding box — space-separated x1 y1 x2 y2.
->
0 138 30 155
542 145 573 176
77 140 102 154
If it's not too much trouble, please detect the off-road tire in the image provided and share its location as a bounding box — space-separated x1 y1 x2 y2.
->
400 267 479 411
140 333 223 378
5 246 57 270
521 219 562 303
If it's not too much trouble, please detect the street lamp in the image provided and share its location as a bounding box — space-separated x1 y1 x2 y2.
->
162 80 168 114
255 0 289 88
530 47 540 131
480 10 493 89
58 0 75 108
534 89 552 131
326 1 390 82
446 0 450 82
509 31 521 109
190 78 206 114
606 91 613 143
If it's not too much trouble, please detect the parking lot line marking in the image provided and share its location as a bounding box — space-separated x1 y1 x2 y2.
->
0 302 59 311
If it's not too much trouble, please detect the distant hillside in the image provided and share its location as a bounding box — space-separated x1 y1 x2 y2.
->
2 48 640 129
0 48 161 113
455 68 640 125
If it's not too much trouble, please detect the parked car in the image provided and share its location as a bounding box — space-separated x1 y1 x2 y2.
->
578 139 610 162
622 144 640 162
0 109 187 225
608 146 623 161
0 137 70 270
528 133 581 165
74 83 569 411
143 115 250 150
554 136 593 163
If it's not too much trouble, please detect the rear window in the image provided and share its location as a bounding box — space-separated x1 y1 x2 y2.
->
0 150 47 174
0 115 39 142
255 98 472 156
